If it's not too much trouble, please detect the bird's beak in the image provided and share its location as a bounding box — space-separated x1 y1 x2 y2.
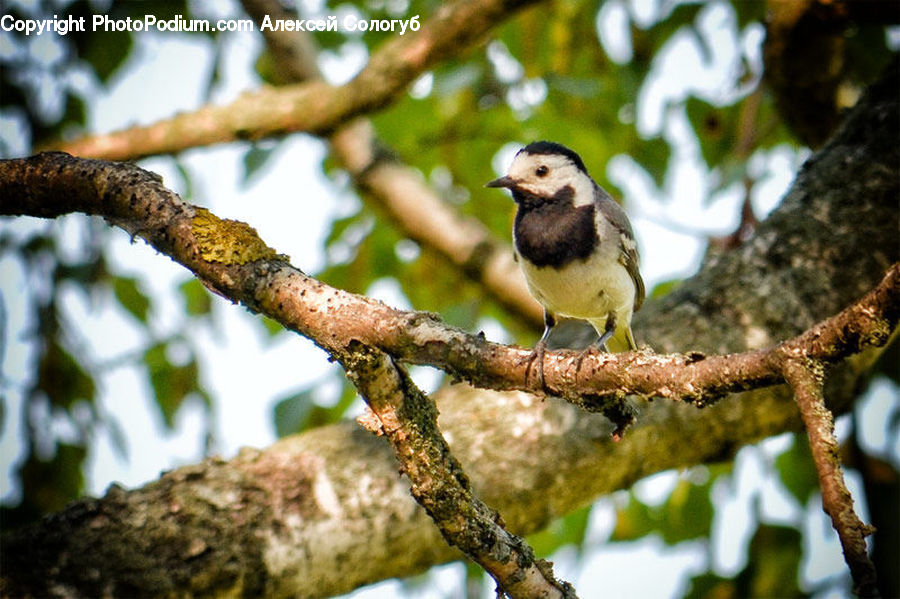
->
485 175 517 189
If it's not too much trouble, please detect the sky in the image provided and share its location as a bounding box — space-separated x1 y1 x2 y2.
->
1 1 898 597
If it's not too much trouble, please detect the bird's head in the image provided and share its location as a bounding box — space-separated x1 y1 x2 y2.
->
486 141 595 207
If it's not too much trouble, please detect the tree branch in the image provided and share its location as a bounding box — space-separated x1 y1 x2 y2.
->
783 358 879 597
3 151 896 413
237 3 562 592
343 345 575 598
49 0 542 161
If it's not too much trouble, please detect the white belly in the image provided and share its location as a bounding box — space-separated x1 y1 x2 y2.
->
519 250 635 323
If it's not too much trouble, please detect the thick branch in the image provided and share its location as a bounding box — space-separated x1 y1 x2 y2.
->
783 358 879 597
51 0 541 161
1 146 897 596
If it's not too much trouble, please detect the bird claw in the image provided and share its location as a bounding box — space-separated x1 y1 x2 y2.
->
521 341 549 393
575 340 610 375
574 345 594 374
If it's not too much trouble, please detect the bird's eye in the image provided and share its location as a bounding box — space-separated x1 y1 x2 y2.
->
535 166 549 177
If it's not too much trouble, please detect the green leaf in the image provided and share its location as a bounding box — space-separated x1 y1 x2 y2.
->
143 342 202 429
731 1 767 30
60 93 88 131
319 214 402 294
18 443 87 516
649 278 682 300
685 486 805 599
113 276 151 323
242 143 279 185
630 135 671 190
845 24 894 86
273 380 357 437
259 314 286 339
37 339 96 409
178 278 212 317
324 209 367 252
273 389 316 438
612 475 715 544
685 96 740 171
873 341 899 384
774 434 820 507
527 504 592 557
79 29 133 82
636 3 705 64
739 524 804 598
685 572 739 599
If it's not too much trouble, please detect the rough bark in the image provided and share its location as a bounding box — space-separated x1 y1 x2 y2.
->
1 43 897 599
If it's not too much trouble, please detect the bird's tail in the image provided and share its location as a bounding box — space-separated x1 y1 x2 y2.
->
591 319 637 354
604 322 638 353
587 317 637 353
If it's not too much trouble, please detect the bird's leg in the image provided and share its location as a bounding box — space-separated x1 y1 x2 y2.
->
525 337 547 390
595 312 618 351
522 311 555 391
576 312 617 373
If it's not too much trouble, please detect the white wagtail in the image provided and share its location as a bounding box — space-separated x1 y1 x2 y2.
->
486 141 645 387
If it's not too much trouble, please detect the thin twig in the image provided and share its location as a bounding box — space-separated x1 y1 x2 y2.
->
782 357 879 597
342 344 576 599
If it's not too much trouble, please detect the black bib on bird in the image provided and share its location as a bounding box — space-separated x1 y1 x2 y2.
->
513 185 598 269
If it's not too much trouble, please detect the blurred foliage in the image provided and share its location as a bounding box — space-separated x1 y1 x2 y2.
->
178 278 213 318
775 433 821 507
143 341 210 429
0 218 215 529
688 523 805 599
272 378 357 437
527 503 593 557
0 0 217 151
611 469 721 544
0 0 221 530
1 0 898 597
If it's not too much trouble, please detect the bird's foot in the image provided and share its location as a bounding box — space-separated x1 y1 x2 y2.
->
575 340 610 375
521 340 548 393
574 345 594 375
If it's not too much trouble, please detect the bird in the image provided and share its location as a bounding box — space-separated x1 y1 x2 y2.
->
486 141 644 388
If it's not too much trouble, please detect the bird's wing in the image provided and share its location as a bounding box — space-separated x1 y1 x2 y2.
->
595 187 645 312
